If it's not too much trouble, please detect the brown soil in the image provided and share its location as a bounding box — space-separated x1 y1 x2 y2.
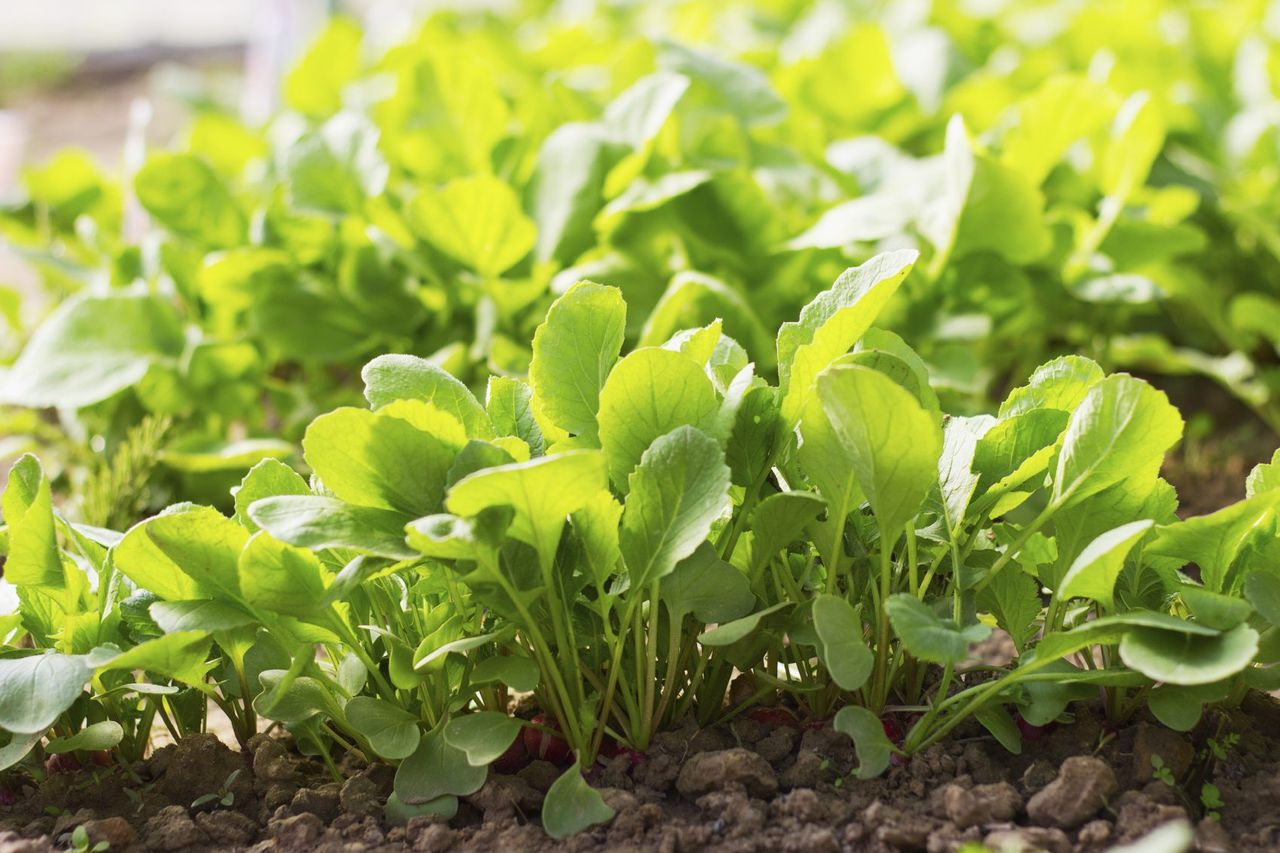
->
3 694 1278 852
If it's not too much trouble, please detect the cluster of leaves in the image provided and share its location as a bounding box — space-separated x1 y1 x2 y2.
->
5 0 1280 508
3 252 1279 837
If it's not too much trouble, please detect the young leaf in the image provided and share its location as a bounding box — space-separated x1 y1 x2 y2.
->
1 455 63 588
395 727 488 804
1055 519 1155 609
748 492 826 574
1147 492 1280 594
620 427 731 589
45 721 124 755
114 506 248 602
885 594 990 665
302 401 466 516
345 697 421 760
0 653 92 734
487 376 545 456
409 174 535 277
1052 375 1183 509
1119 623 1259 686
778 250 918 425
447 451 607 569
362 354 493 438
443 712 523 767
597 348 720 488
135 153 246 247
816 364 942 536
249 495 418 560
238 532 329 620
812 594 874 691
975 705 1022 754
529 282 626 441
661 542 755 624
0 293 184 409
542 760 616 839
832 705 893 779
233 459 309 534
998 355 1105 418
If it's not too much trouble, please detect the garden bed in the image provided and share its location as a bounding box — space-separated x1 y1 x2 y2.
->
4 693 1277 852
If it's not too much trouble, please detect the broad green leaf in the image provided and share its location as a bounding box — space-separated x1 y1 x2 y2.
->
447 450 606 569
0 293 184 409
571 490 623 586
748 492 826 574
409 175 535 277
136 153 246 247
384 793 458 826
833 705 893 779
238 532 329 620
661 542 754 624
470 656 540 691
0 653 91 734
638 272 773 364
1055 520 1155 609
817 364 942 535
99 631 216 687
937 415 996 530
1147 683 1228 732
698 602 791 646
303 401 466 516
659 41 785 127
597 348 720 488
778 250 918 425
394 726 487 804
972 409 1069 497
1244 572 1280 625
443 712 522 767
1178 585 1253 631
999 356 1105 418
1147 492 1280 594
45 721 123 755
975 705 1022 754
1119 623 1258 686
1001 75 1117 185
1 455 62 588
362 355 492 439
345 696 421 760
812 594 874 691
150 600 255 634
885 594 990 665
114 506 248 602
233 459 309 534
487 377 545 456
621 427 731 588
1101 92 1164 202
1052 375 1183 509
977 568 1041 651
529 282 626 441
603 71 689 148
0 733 42 772
249 495 417 560
255 671 342 725
543 761 616 839
1247 450 1280 498
531 123 610 264
283 115 387 213
283 17 362 119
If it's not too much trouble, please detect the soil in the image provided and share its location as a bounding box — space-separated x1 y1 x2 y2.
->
2 693 1278 852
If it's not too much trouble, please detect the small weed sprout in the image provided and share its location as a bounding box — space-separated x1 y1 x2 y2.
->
191 769 242 810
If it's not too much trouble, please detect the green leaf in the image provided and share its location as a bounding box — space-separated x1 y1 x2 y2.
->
1001 75 1117 185
469 656 540 692
972 409 1069 497
362 355 492 439
885 594 990 665
345 696 421 760
1052 375 1183 509
238 532 329 620
531 123 610 264
542 760 616 839
249 496 417 560
255 671 342 725
487 377 545 456
1147 683 1228 732
816 364 942 535
283 17 362 119
621 427 731 589
0 653 91 734
832 705 893 779
602 71 690 148
0 733 42 772
447 450 606 569
45 721 123 755
114 506 248 602
978 568 1041 651
529 282 626 441
698 602 791 646
659 41 785 127
1147 492 1280 594
135 153 245 247
1246 450 1280 498
232 459 309 534
812 594 874 691
661 542 755 624
1055 520 1155 609
383 793 458 827
975 705 1022 754
394 726 487 805
443 712 523 767
150 601 255 634
1119 623 1259 686
1244 572 1280 625
1 455 63 588
0 293 184 409
303 401 466 517
99 631 217 687
999 356 1105 418
1178 585 1253 631
409 175 535 277
937 415 997 531
597 348 721 488
778 250 918 425
638 272 773 366
748 492 826 574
